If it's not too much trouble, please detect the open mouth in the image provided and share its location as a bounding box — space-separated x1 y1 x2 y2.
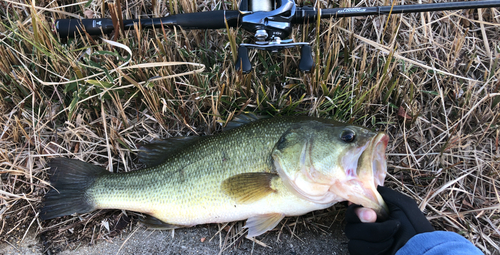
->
340 132 388 184
328 132 389 218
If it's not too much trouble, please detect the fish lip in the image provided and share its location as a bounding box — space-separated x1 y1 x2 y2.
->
371 133 389 187
361 132 389 218
373 133 389 219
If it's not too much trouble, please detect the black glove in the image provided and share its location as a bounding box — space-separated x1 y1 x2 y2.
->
345 186 434 255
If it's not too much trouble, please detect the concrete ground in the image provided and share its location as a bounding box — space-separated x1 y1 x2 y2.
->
0 219 349 255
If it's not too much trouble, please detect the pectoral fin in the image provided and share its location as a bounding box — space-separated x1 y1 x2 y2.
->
140 215 189 230
221 173 278 204
244 213 285 238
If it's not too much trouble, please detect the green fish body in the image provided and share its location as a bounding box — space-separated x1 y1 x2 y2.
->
41 116 389 237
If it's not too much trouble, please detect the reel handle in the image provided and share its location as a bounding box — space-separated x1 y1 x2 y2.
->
236 46 252 73
299 45 313 72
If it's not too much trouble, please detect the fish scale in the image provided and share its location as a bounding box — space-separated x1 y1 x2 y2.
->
90 118 306 224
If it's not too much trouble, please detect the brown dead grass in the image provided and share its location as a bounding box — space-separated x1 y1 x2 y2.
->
0 0 499 253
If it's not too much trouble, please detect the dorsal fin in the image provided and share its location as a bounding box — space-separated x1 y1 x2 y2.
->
138 136 202 167
224 113 266 131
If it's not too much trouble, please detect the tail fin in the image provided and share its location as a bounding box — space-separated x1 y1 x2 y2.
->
40 158 109 220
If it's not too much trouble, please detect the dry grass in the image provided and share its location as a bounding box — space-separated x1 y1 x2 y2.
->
0 0 499 253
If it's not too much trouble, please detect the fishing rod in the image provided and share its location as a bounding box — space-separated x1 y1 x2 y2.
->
55 0 500 73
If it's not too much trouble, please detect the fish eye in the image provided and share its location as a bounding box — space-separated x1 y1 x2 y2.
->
340 130 356 143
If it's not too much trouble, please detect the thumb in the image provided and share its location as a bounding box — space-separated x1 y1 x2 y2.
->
356 207 377 223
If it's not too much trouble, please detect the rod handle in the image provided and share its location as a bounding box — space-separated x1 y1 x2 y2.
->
55 19 114 38
173 10 239 29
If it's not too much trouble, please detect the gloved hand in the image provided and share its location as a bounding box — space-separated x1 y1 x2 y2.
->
345 186 434 255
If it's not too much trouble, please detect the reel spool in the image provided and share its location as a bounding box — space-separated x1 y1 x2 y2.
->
239 0 275 13
236 0 314 73
249 0 274 12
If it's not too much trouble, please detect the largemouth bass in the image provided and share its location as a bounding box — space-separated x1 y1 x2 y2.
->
40 115 389 237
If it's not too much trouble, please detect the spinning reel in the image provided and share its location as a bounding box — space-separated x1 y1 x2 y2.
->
236 0 314 73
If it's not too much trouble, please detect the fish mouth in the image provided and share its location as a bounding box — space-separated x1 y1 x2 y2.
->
329 132 389 220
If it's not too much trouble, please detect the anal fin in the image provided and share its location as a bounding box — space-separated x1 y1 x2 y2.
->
221 173 278 204
140 215 189 230
244 213 285 238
